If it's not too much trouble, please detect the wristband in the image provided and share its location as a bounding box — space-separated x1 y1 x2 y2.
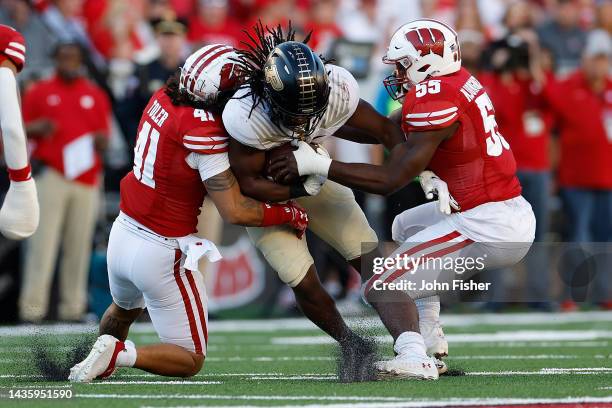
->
7 164 32 182
260 203 291 227
289 183 309 199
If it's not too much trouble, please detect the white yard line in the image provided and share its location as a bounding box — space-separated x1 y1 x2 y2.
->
1 311 610 336
458 340 609 348
447 354 580 360
78 394 434 402
468 367 612 376
246 376 336 381
88 381 222 385
135 398 612 408
78 395 612 406
3 366 611 382
272 330 612 346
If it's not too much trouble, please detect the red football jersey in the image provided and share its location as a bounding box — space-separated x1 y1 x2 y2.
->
120 88 229 237
402 67 522 211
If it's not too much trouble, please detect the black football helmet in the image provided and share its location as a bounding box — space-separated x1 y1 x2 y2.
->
262 41 330 138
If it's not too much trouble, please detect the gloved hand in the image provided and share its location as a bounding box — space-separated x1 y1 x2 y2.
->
284 200 309 239
302 174 327 196
419 170 460 215
0 178 40 239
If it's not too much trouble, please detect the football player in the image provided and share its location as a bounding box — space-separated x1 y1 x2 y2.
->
69 45 308 382
270 19 536 379
0 24 39 239
223 24 444 380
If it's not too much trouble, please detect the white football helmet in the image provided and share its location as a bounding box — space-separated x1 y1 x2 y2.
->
180 44 241 104
383 19 461 100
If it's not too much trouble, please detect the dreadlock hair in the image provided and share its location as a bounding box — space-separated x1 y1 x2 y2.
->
234 21 331 117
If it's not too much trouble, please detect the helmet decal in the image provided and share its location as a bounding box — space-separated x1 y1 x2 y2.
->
265 64 284 91
405 28 445 58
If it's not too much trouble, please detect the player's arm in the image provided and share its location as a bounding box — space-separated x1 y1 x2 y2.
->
187 153 308 237
0 60 29 174
228 138 312 202
269 123 458 196
0 56 40 239
333 100 406 149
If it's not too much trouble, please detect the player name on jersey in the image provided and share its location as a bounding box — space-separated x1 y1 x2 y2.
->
147 99 170 128
460 76 484 103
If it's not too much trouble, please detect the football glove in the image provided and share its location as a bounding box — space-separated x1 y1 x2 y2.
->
292 141 332 177
419 170 460 215
0 178 39 239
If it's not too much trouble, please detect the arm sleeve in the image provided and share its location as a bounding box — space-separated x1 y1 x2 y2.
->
0 67 28 170
185 151 231 181
182 129 229 154
402 81 460 133
181 109 231 154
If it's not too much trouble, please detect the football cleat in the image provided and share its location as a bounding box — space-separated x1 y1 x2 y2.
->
68 335 125 382
434 357 448 375
375 354 439 380
420 320 448 358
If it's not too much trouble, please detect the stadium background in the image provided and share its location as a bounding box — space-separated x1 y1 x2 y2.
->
0 0 610 324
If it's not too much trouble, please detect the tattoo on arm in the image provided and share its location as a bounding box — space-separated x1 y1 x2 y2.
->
239 195 263 220
204 169 238 191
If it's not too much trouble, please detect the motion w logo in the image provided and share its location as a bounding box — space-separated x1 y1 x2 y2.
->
405 28 445 58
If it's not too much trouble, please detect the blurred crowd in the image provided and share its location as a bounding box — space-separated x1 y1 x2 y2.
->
0 0 610 323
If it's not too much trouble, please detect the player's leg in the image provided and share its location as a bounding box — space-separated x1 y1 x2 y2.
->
299 181 419 341
70 218 206 381
99 302 143 341
246 225 355 344
363 219 477 380
135 244 209 377
392 203 448 358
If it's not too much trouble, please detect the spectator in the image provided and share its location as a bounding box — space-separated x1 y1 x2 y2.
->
116 17 187 154
42 0 105 67
337 0 380 43
537 0 587 75
83 0 157 63
481 2 555 307
19 42 111 323
0 0 56 82
168 0 197 19
146 0 177 21
598 0 612 34
187 0 243 48
544 29 611 309
305 0 342 54
458 29 485 75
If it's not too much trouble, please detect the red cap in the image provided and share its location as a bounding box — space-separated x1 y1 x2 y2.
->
0 24 26 72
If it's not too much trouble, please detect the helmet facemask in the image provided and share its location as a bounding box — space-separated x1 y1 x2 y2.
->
382 57 417 101
265 85 330 140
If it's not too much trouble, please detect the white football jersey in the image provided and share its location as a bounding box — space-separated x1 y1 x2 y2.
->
222 64 360 150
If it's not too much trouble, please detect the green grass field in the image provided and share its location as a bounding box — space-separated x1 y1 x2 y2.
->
0 311 611 407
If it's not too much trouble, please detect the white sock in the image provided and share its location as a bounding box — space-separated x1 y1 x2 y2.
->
394 331 428 358
416 296 441 324
116 340 137 367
